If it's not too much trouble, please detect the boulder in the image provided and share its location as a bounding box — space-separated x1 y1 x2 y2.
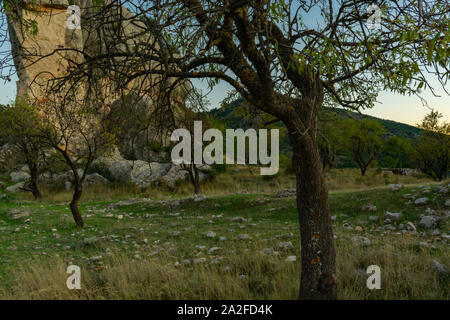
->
5 182 25 193
10 170 30 183
131 162 171 187
108 160 171 187
83 173 110 187
91 147 125 168
160 164 189 188
418 215 439 229
109 160 133 182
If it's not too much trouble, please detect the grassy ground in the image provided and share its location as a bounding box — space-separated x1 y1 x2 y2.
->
0 168 448 299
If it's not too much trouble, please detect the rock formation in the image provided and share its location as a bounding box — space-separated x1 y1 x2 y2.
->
2 0 198 189
6 0 185 161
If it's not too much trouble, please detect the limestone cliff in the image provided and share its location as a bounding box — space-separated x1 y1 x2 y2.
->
6 0 186 161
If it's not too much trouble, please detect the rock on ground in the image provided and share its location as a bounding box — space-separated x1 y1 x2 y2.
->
418 216 439 229
5 182 25 193
384 211 403 221
351 236 371 247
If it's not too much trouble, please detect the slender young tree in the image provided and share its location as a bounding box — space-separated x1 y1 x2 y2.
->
345 118 386 176
414 110 449 181
2 0 448 299
0 99 46 199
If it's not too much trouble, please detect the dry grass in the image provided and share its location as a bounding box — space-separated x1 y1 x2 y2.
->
1 235 447 300
36 166 432 203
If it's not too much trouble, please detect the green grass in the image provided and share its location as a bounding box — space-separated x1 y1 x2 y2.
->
0 169 448 299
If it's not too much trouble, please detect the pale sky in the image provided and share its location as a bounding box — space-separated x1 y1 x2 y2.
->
1 71 448 127
1 1 449 127
191 78 449 126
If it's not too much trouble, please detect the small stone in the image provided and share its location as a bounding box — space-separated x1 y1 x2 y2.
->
285 255 296 262
277 241 294 251
431 260 449 274
261 248 274 255
219 236 227 241
117 215 123 220
211 257 224 264
206 231 216 238
170 231 180 237
369 216 379 222
389 184 403 191
414 197 429 205
193 257 207 264
351 236 371 247
362 204 377 211
445 199 450 207
209 247 220 253
237 234 250 240
406 222 416 231
384 211 403 221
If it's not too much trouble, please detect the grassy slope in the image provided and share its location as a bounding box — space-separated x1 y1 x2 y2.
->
0 169 448 299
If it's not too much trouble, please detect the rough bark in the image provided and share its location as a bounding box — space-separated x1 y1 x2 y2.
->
193 165 200 195
70 181 84 228
289 126 337 300
28 168 42 199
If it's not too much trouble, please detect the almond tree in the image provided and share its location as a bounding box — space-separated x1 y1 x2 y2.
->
345 118 386 176
0 99 46 199
414 110 449 181
3 0 449 299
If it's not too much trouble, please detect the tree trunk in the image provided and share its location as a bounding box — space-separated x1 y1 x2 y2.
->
70 182 84 227
28 165 42 200
289 123 337 300
361 166 367 176
29 174 42 200
193 165 200 195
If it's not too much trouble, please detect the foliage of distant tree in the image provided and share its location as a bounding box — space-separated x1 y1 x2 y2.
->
344 118 386 176
317 111 347 170
0 100 46 199
413 110 449 181
378 136 414 168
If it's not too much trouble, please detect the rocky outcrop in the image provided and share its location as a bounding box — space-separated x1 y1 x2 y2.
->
6 1 183 163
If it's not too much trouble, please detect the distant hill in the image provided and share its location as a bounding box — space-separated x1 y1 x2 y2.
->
208 100 424 168
330 108 422 141
209 100 423 142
